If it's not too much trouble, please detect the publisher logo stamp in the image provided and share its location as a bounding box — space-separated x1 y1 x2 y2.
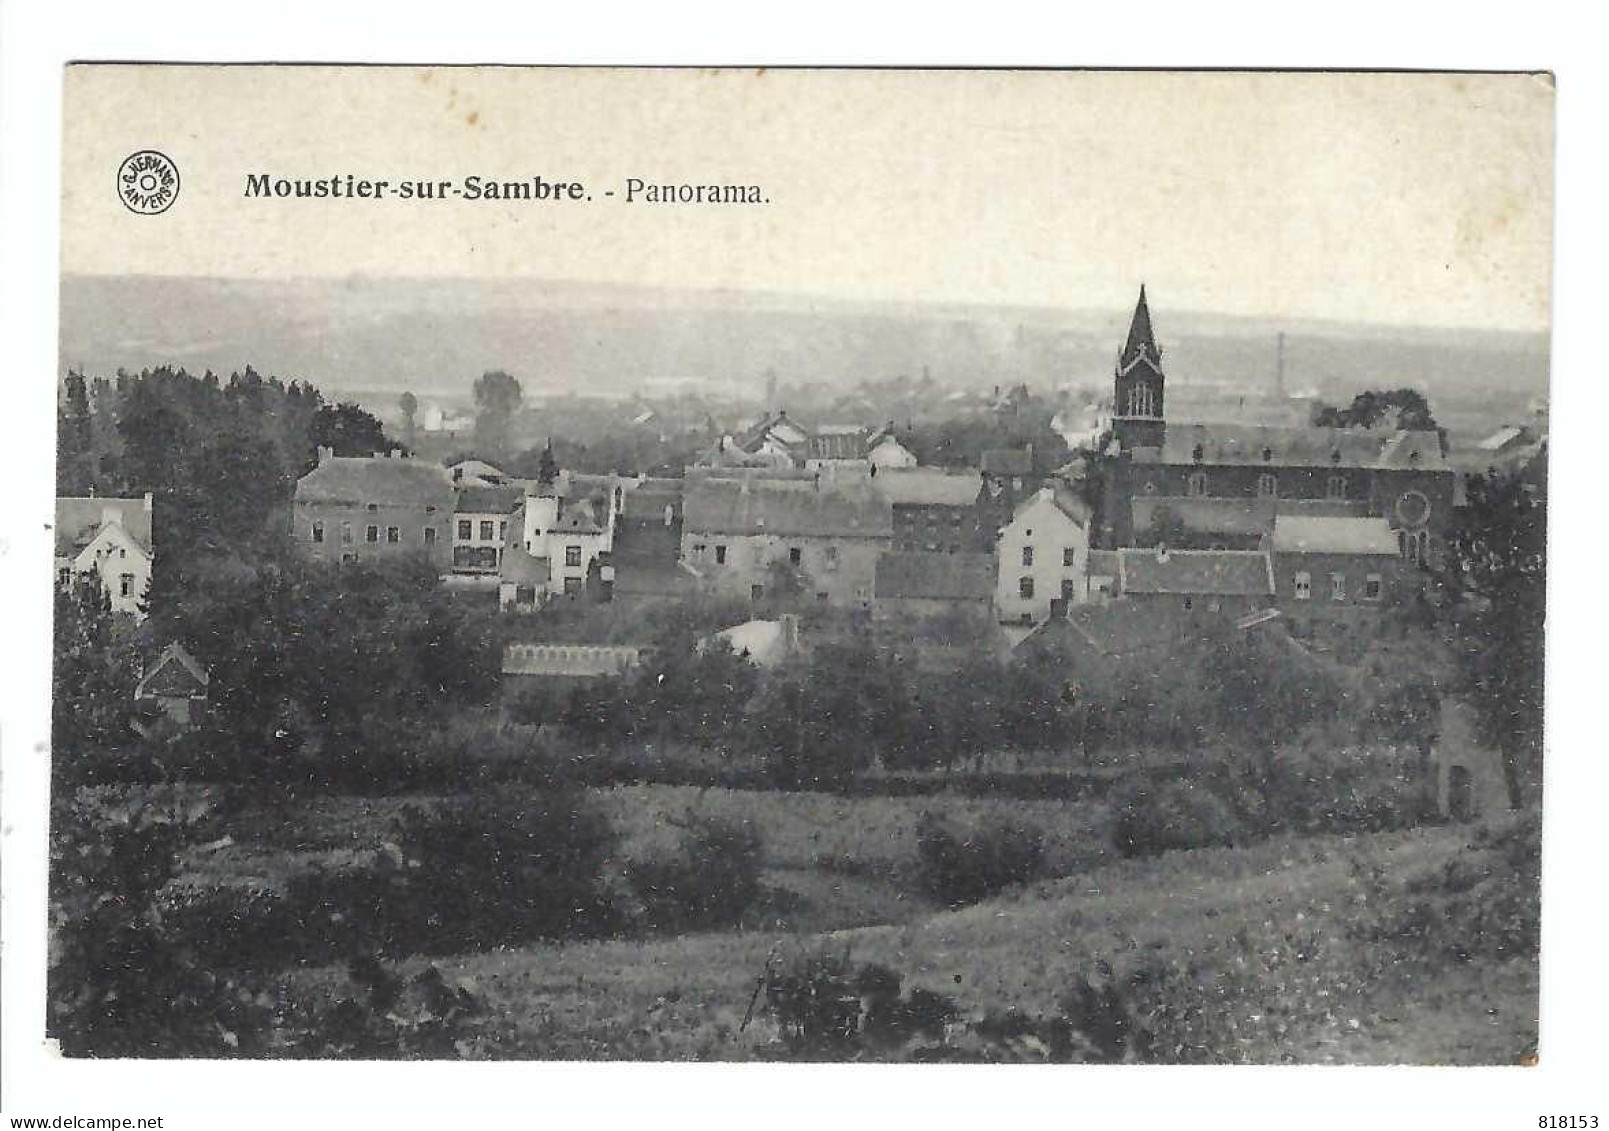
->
117 150 180 215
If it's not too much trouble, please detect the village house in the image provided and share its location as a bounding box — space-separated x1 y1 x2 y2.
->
131 641 209 736
994 486 1093 625
447 458 510 488
55 493 155 619
1095 287 1457 568
679 473 893 608
452 484 522 574
1267 514 1404 639
872 468 987 553
867 424 919 470
292 448 455 569
873 551 995 622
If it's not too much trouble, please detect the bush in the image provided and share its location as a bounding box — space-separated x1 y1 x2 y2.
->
757 948 960 1059
388 786 618 952
626 810 765 932
915 811 1045 906
1112 779 1248 858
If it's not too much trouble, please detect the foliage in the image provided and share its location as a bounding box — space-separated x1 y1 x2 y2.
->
1356 808 1541 964
1112 779 1249 858
1314 387 1443 440
51 575 142 788
1446 468 1546 808
297 957 491 1058
914 811 1046 906
387 785 618 951
901 387 1071 472
626 809 766 931
472 369 523 455
47 787 277 1056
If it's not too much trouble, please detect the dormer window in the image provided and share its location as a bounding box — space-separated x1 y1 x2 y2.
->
1409 450 1422 466
1330 449 1342 465
1261 446 1274 463
1257 473 1278 499
1186 471 1207 497
1192 443 1204 463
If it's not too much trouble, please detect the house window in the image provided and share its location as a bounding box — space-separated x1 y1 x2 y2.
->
340 522 353 544
499 521 507 540
816 591 829 603
789 546 802 565
1061 579 1076 601
715 545 727 565
366 525 379 543
1063 547 1076 567
311 521 325 543
58 567 71 587
480 520 494 541
693 543 707 560
366 502 378 513
1364 573 1383 601
1019 576 1034 599
1327 474 1348 500
1183 597 1194 611
341 551 358 564
823 546 839 570
1294 571 1312 600
119 547 126 559
1330 572 1346 601
458 520 472 540
1257 473 1278 498
1022 546 1034 567
387 526 400 544
423 527 437 546
751 584 764 600
1186 471 1207 497
1192 443 1205 463
563 577 582 596
119 573 134 597
1262 446 1274 462
565 545 582 567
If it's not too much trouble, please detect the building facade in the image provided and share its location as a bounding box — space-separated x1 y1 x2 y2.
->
873 468 987 553
55 494 155 619
1267 515 1405 639
292 449 454 569
679 475 893 608
994 486 1093 625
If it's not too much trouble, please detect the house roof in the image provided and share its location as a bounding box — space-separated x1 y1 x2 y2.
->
502 643 643 678
1150 424 1449 471
874 551 994 602
295 456 455 508
1271 515 1399 556
682 477 893 538
56 496 153 557
1118 548 1275 596
135 642 208 699
982 449 1033 476
1086 549 1121 576
707 619 794 666
807 429 869 461
1477 426 1529 452
1009 486 1091 528
455 484 523 515
553 499 605 536
499 545 550 586
872 469 982 507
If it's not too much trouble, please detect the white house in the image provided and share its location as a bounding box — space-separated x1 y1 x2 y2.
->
55 494 155 619
994 486 1092 625
868 426 919 470
518 474 619 599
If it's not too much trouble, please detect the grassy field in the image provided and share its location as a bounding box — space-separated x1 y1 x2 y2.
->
271 817 1535 1063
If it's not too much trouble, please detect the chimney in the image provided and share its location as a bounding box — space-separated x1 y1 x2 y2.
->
317 445 334 466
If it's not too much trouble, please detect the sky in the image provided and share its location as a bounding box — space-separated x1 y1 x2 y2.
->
61 67 1554 331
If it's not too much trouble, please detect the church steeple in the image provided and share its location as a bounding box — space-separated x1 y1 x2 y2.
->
1118 284 1163 375
1112 284 1166 451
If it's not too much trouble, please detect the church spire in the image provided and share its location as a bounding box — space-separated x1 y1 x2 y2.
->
1118 284 1163 374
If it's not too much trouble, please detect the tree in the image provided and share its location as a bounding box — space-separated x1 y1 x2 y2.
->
1447 468 1546 808
52 574 141 787
473 370 523 454
311 402 394 463
1314 387 1447 453
399 391 418 443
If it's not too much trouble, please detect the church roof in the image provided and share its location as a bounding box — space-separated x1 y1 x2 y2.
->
1148 423 1449 471
1270 516 1400 556
1118 285 1164 374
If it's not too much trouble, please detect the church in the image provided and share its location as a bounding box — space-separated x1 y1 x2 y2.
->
1091 287 1456 569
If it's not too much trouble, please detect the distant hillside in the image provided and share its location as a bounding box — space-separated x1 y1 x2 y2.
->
59 274 1549 411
